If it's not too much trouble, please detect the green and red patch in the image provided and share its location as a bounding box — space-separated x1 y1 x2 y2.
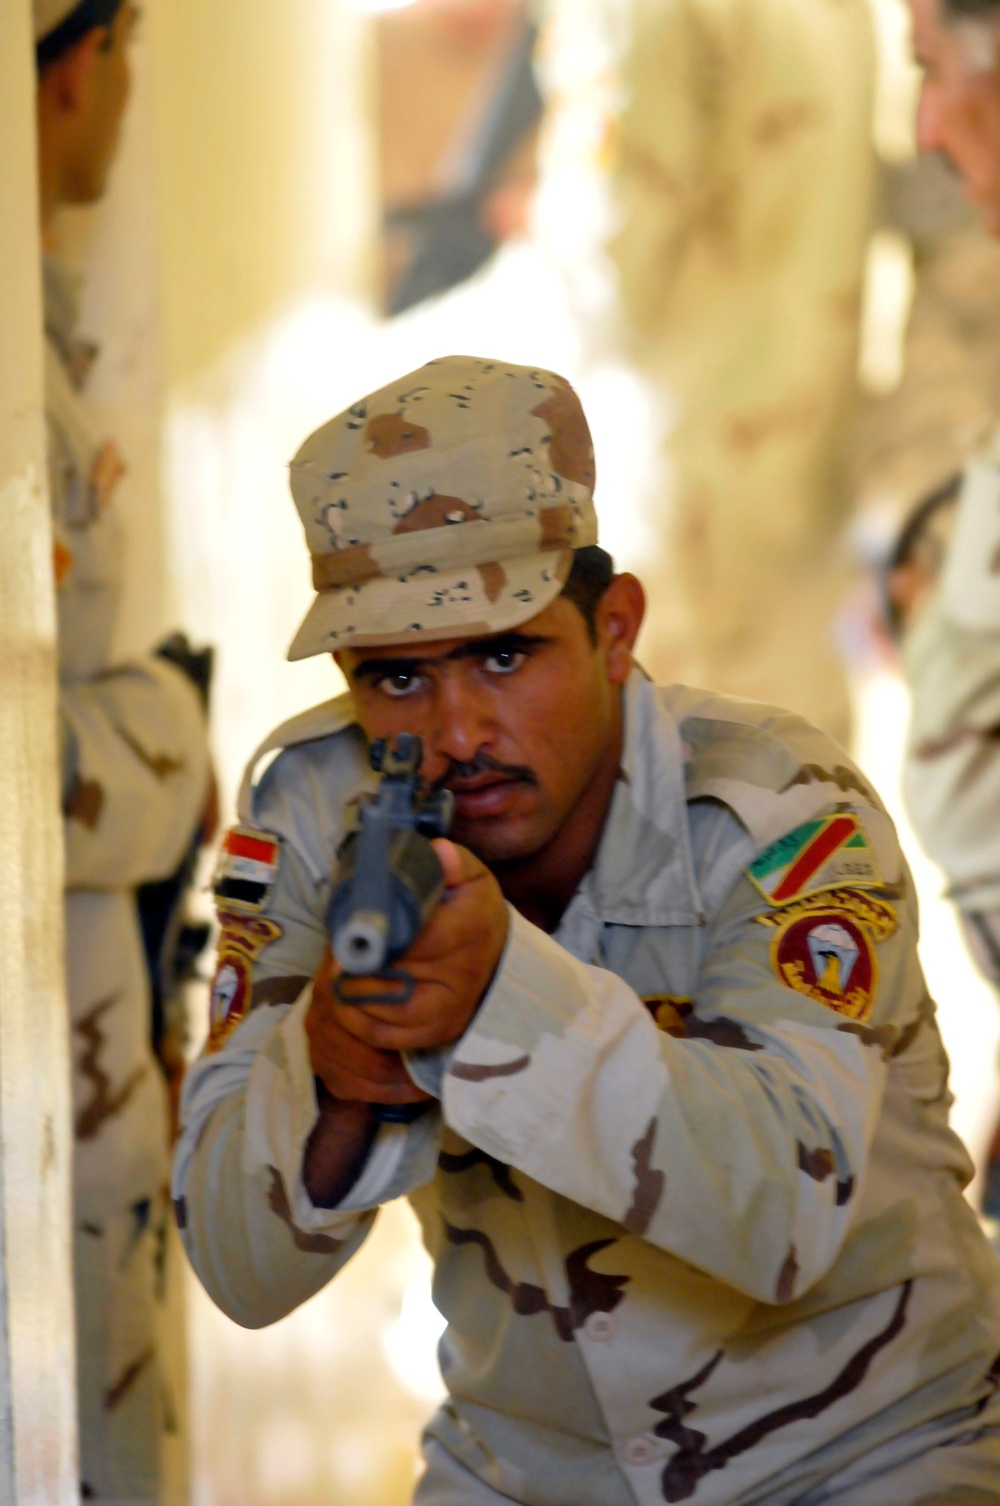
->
748 814 881 906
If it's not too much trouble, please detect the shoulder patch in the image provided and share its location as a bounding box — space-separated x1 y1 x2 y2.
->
758 890 899 1023
213 826 280 914
747 814 881 906
207 913 284 1054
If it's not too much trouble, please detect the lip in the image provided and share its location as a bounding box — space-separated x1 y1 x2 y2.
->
447 777 528 820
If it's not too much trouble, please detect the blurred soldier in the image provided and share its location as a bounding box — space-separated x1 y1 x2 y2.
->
894 0 1000 1220
34 2 211 1500
537 0 876 743
176 358 1000 1505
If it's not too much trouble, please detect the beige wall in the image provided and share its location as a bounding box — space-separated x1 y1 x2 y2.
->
66 0 379 765
0 3 77 1499
149 0 377 391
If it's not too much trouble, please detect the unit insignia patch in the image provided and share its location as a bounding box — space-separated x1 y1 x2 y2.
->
757 891 899 1022
206 913 284 1054
747 814 882 906
770 911 876 1020
213 826 280 914
755 888 899 940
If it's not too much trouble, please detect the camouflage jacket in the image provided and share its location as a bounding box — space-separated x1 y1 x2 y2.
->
903 444 1000 930
46 256 210 1217
175 671 1000 1506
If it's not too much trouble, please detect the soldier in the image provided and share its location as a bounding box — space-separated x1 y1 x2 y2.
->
890 0 1000 1222
537 0 876 744
35 1 212 1500
176 357 1000 1505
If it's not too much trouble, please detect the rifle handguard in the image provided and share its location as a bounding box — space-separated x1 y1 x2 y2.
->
327 736 453 1125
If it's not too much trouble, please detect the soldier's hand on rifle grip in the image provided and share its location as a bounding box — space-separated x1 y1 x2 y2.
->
330 839 510 1057
306 946 434 1107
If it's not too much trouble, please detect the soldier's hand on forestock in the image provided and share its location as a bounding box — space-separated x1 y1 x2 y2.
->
306 947 433 1106
320 839 509 1061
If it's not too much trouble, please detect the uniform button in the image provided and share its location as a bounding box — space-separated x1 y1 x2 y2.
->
584 1311 618 1342
623 1438 656 1468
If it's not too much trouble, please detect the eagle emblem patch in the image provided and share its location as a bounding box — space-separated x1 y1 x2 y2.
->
758 890 899 1022
206 913 284 1054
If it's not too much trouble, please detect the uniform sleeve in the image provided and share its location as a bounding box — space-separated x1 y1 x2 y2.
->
61 657 210 889
174 741 441 1326
177 1063 377 1329
903 456 1000 912
439 869 921 1305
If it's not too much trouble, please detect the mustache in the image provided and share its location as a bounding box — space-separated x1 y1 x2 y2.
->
431 750 537 791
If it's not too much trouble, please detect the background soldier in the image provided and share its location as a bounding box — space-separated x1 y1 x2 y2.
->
177 357 1000 1505
890 0 1000 1222
538 0 876 743
34 1 212 1499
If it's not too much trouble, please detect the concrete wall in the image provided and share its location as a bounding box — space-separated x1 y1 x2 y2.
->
0 3 78 1500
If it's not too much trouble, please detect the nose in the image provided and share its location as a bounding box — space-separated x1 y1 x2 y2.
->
429 672 496 767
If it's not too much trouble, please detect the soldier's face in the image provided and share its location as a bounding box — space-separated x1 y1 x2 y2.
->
338 576 645 868
57 3 138 205
908 0 1000 235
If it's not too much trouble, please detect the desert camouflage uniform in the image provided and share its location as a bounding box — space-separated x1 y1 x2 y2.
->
903 442 1000 1219
175 670 1000 1506
46 255 210 1504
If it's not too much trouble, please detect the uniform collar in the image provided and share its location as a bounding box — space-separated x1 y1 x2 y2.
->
585 669 704 928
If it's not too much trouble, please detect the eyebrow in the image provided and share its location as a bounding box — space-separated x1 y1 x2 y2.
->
349 632 551 682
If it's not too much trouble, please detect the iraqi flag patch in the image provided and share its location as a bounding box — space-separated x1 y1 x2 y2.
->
748 814 882 906
213 826 280 914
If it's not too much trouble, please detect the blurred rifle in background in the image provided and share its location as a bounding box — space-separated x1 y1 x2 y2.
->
387 17 542 314
138 632 215 1101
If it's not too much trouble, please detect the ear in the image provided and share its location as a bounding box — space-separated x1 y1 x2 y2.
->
39 29 104 117
597 573 646 686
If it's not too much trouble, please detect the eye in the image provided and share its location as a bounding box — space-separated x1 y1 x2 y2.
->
483 648 525 676
377 670 423 698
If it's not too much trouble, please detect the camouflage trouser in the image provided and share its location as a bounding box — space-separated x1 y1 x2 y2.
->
75 1198 166 1505
414 1408 1000 1505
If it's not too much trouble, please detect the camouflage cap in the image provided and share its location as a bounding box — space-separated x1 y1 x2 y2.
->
286 355 599 660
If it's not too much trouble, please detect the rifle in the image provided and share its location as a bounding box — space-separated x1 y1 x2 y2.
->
328 735 453 1125
329 734 454 1005
138 632 214 1071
